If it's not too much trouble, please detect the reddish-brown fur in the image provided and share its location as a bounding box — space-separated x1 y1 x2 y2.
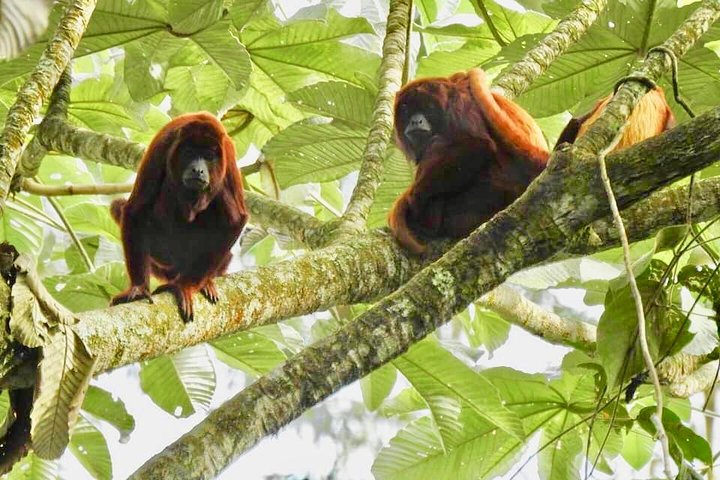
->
554 87 675 152
110 112 248 321
389 68 549 254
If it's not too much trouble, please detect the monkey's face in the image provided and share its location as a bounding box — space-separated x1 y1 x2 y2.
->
170 138 224 197
394 82 450 162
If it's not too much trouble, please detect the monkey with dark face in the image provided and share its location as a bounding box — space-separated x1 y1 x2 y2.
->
389 68 549 254
110 112 248 322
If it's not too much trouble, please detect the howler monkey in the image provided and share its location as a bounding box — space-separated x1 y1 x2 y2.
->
554 87 675 152
388 68 549 254
110 112 248 322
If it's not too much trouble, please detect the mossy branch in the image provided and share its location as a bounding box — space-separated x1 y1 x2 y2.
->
491 0 608 98
0 0 97 207
336 0 411 232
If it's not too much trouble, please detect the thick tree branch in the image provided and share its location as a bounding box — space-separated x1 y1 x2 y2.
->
14 67 72 184
337 0 410 231
131 105 720 479
567 178 720 256
71 234 417 375
0 0 96 206
478 285 596 350
668 360 719 397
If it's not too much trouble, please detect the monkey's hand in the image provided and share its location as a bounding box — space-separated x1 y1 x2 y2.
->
111 285 154 306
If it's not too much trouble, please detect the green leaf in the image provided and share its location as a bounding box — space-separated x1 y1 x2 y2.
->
517 0 701 116
123 33 184 102
538 413 583 480
596 279 668 388
1 198 44 256
63 203 120 242
367 147 413 229
395 340 525 441
68 76 138 135
168 0 223 34
44 262 128 313
31 328 96 459
68 416 112 480
229 0 268 30
211 329 286 377
140 345 216 417
638 407 712 465
288 81 375 127
360 364 397 411
191 20 252 91
416 40 499 78
5 452 57 480
164 55 245 115
475 1 557 44
62 236 100 275
266 121 368 187
82 386 135 441
244 9 380 92
372 414 520 480
459 307 511 352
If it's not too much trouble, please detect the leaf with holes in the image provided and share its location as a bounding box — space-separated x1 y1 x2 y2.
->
140 345 216 417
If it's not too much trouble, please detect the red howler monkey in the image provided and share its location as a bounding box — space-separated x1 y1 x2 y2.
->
110 112 248 322
554 87 675 152
388 68 549 254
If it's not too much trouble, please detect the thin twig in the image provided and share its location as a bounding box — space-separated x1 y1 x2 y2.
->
597 139 674 478
38 178 94 271
22 178 132 196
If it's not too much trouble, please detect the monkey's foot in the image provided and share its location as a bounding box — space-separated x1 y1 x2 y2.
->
154 283 194 322
200 280 220 304
110 285 153 306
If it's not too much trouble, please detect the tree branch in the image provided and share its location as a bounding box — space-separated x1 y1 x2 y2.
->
478 285 596 350
566 178 720 256
0 0 97 205
337 0 410 231
14 67 72 184
491 0 608 98
130 104 720 479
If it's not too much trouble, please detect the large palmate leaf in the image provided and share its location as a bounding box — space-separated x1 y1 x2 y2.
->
241 7 380 92
266 120 369 187
516 0 720 117
374 366 566 480
394 340 525 442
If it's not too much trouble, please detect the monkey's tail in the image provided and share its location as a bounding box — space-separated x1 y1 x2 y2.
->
110 199 127 225
388 195 426 255
467 68 549 165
